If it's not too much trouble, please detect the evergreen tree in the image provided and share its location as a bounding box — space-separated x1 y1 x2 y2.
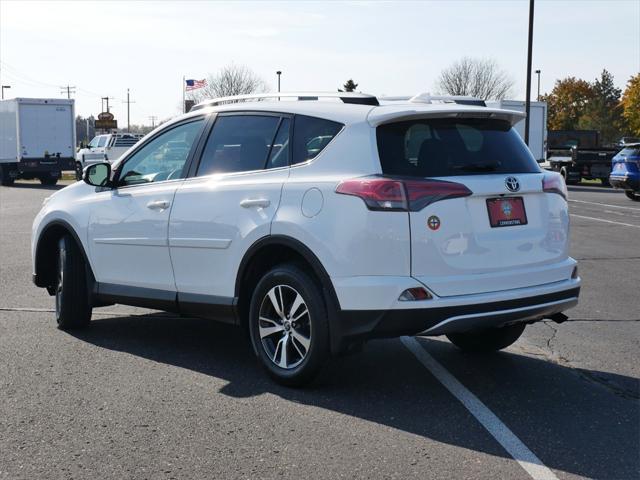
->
339 79 358 92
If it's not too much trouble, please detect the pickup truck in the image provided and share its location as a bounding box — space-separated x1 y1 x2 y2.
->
76 133 143 168
546 130 619 185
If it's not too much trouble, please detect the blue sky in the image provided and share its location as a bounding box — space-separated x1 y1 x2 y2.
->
1 0 638 126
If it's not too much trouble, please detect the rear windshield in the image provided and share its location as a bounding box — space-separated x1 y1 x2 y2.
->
377 118 541 177
617 146 640 158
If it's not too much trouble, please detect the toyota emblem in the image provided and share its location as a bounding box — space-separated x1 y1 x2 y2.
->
505 177 520 192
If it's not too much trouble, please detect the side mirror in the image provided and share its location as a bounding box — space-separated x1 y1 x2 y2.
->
83 162 111 187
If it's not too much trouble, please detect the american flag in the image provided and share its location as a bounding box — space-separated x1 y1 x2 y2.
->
185 78 207 91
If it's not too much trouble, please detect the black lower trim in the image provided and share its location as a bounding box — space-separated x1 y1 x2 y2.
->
94 282 238 323
178 292 237 324
96 283 178 312
335 287 580 348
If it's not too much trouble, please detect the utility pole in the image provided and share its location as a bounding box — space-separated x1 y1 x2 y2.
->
1 85 10 100
535 69 541 101
524 0 535 146
60 85 76 99
122 88 135 131
148 116 157 128
276 71 282 92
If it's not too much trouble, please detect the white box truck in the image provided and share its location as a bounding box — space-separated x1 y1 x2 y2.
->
0 98 76 186
485 100 547 163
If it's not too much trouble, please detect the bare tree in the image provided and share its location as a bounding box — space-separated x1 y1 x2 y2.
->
187 64 269 103
437 57 514 100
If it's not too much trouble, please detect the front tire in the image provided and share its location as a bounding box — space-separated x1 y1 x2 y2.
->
446 323 526 352
625 190 640 201
55 236 92 329
249 264 329 386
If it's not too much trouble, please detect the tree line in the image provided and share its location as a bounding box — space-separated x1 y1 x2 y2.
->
542 70 639 144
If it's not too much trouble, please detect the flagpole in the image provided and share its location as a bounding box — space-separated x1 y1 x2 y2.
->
182 75 185 114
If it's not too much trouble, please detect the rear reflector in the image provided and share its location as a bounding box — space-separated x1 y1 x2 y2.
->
543 173 568 200
336 177 472 212
398 287 433 301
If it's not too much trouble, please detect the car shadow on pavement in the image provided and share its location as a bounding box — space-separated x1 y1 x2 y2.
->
70 312 640 480
567 185 621 195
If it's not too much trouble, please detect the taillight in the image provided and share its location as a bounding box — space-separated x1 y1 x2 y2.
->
542 173 568 200
336 177 472 211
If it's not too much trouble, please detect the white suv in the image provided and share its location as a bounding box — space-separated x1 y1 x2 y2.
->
32 92 580 385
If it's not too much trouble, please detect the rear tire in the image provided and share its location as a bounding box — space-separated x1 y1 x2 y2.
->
446 323 526 352
248 264 329 386
39 175 58 186
55 236 92 330
625 190 640 201
0 165 15 186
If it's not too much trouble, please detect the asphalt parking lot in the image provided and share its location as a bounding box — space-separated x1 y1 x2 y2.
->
0 181 638 480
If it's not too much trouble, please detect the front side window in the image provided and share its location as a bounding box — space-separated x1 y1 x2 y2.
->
377 118 541 177
197 115 281 176
88 136 100 148
96 136 107 148
292 115 343 165
117 119 205 186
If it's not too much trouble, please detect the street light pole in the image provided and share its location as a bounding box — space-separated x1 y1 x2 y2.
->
524 0 535 146
1 85 10 100
276 71 282 93
535 69 541 101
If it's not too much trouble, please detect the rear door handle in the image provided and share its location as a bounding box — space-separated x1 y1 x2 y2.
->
146 200 171 210
240 198 270 208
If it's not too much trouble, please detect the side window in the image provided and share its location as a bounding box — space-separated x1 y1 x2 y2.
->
97 136 107 148
266 118 290 169
88 137 100 148
197 115 281 176
117 119 205 186
292 115 343 165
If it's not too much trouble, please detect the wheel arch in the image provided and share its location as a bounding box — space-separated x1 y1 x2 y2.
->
34 219 95 292
235 235 342 351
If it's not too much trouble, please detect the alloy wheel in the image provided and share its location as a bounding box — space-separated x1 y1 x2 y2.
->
258 285 311 369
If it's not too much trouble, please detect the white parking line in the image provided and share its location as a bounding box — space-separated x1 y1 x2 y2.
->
570 214 640 229
401 336 559 480
569 199 640 211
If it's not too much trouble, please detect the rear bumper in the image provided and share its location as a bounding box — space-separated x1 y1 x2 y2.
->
332 280 580 348
610 173 639 192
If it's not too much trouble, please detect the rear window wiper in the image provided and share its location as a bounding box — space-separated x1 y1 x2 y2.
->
452 161 501 172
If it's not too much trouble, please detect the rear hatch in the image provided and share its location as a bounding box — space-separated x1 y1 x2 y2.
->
376 116 571 297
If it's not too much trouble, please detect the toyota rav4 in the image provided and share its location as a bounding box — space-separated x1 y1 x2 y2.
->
32 92 580 385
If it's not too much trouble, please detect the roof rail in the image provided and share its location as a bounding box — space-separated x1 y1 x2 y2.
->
192 92 379 110
378 93 486 107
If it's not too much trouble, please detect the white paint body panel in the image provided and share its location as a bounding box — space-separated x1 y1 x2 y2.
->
168 168 289 297
86 181 180 290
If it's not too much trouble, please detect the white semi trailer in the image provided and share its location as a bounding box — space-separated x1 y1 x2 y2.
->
0 98 76 186
485 100 547 163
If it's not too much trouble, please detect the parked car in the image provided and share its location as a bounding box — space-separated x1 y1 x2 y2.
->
609 143 640 201
32 92 580 385
76 132 143 168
